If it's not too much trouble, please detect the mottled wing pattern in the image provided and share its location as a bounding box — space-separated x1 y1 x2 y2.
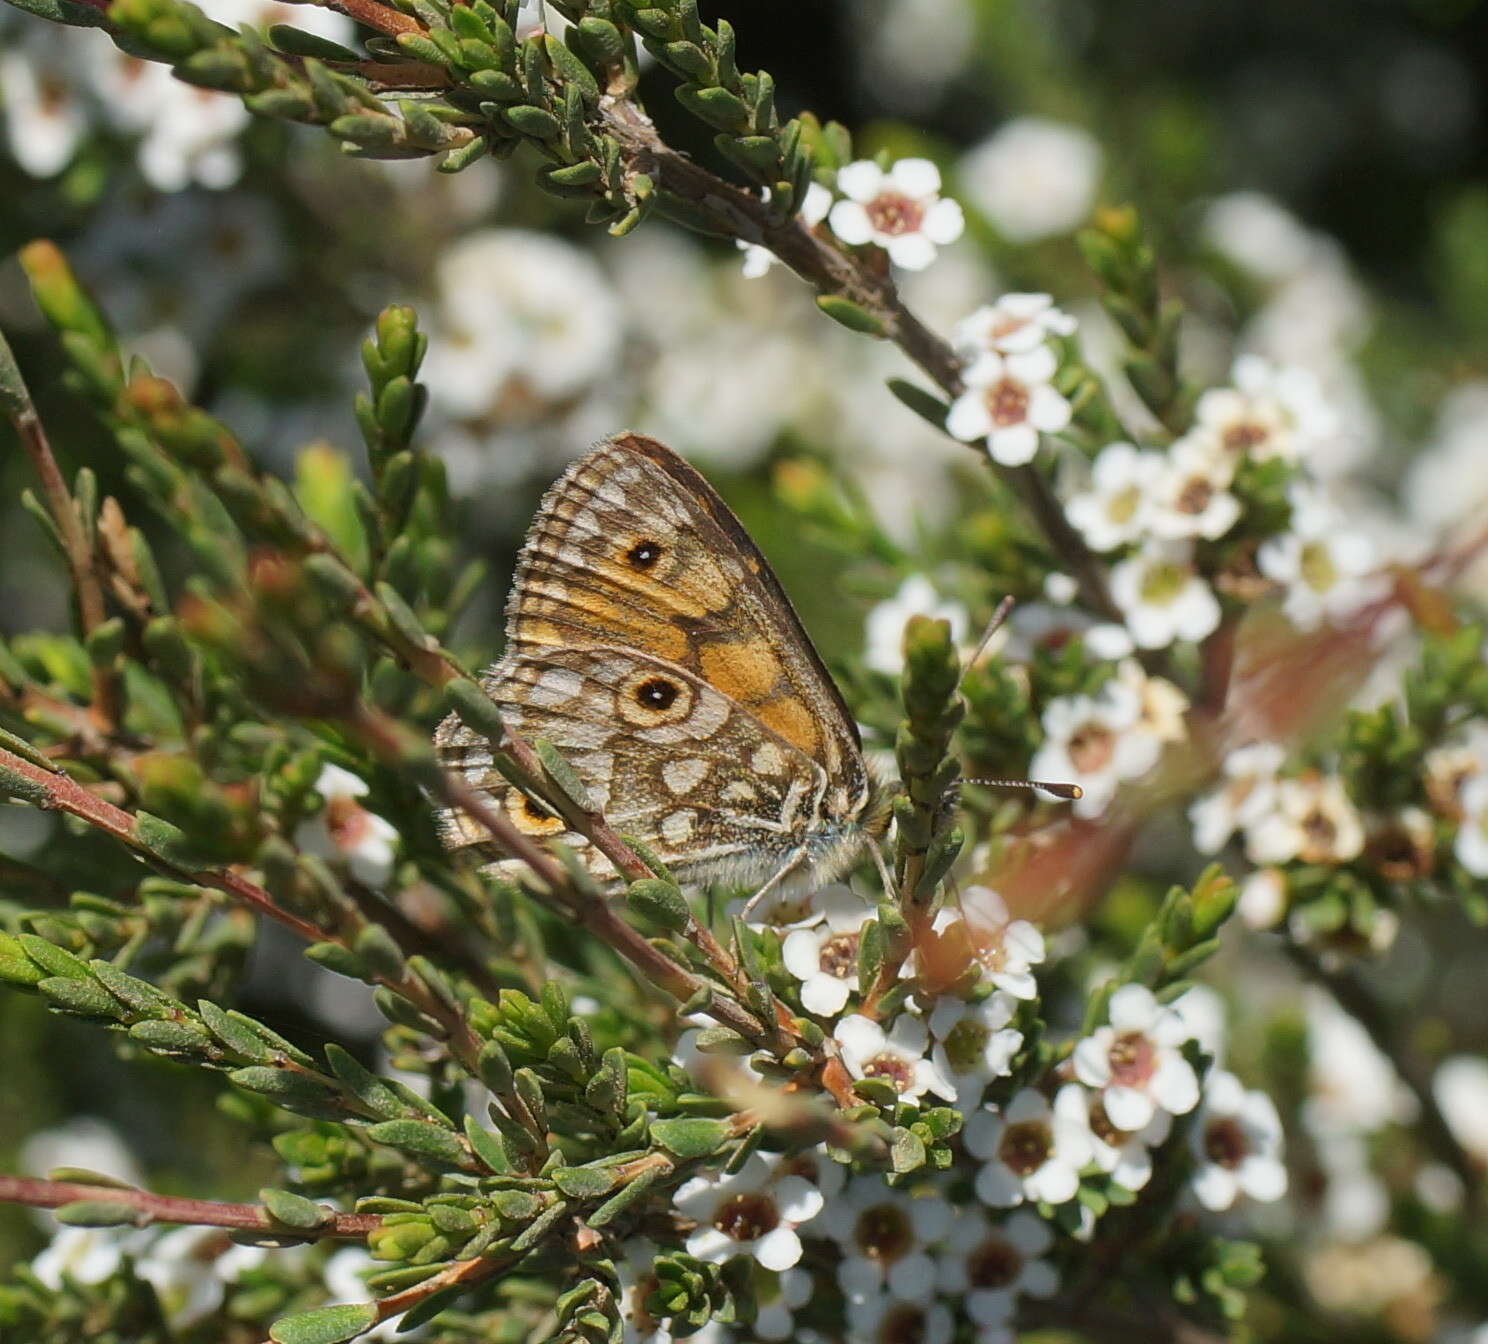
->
503 433 870 816
436 647 826 885
434 433 874 887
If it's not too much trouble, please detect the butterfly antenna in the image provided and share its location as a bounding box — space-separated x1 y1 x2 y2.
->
961 776 1084 802
967 595 1017 668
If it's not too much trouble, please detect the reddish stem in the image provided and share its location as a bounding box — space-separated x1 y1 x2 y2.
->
0 1175 379 1237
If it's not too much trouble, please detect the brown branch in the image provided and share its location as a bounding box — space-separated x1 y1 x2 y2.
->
596 96 1123 626
0 741 489 1081
317 0 423 37
0 1175 379 1237
1 329 121 729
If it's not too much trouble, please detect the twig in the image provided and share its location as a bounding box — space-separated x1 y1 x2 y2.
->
0 1175 380 1237
0 328 120 729
597 97 1123 626
0 741 489 1079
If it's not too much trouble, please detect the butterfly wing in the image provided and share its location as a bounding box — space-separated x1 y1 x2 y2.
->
435 646 825 886
435 433 876 885
503 433 868 808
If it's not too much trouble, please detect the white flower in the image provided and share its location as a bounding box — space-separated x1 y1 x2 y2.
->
864 575 970 675
1028 681 1163 818
1110 539 1221 650
1062 441 1165 552
1303 988 1415 1139
953 293 1077 361
1189 1070 1287 1212
1203 191 1318 284
999 602 1135 662
1072 983 1200 1131
1 35 88 178
781 885 875 1015
846 1295 955 1344
1453 769 1488 876
965 1087 1092 1207
1115 658 1190 747
135 1226 229 1326
942 890 1046 1000
1056 1082 1170 1193
31 1226 136 1290
1258 487 1382 631
1433 1055 1488 1164
958 117 1102 243
1148 438 1242 541
424 229 622 417
294 764 399 886
927 991 1023 1113
727 881 831 933
1169 983 1228 1063
935 1208 1057 1330
1189 355 1338 465
136 80 248 192
740 180 833 276
834 1012 957 1104
325 1248 418 1340
1245 773 1364 866
819 1175 951 1302
1188 741 1287 854
20 1116 143 1191
753 1265 815 1339
1424 722 1488 818
945 345 1072 465
828 157 964 270
674 1151 824 1272
1238 867 1288 930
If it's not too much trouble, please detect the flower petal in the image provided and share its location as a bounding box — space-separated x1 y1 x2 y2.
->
828 199 875 245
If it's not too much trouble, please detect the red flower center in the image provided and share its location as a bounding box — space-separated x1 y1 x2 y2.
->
1108 1030 1157 1087
999 1119 1052 1174
854 1203 913 1261
984 377 1031 427
866 191 925 236
967 1234 1024 1288
712 1192 780 1242
1203 1117 1250 1169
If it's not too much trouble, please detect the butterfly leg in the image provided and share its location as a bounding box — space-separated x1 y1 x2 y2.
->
869 840 897 901
736 847 809 921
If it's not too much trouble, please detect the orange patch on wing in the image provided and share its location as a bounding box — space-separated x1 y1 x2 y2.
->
754 693 821 758
506 791 565 836
698 638 786 706
541 593 692 662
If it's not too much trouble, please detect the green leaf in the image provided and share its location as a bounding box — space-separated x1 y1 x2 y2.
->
816 294 887 337
648 1117 730 1160
890 1127 926 1173
626 879 691 932
463 1115 511 1174
55 1200 145 1227
552 1164 622 1199
261 1188 331 1230
269 1302 380 1344
366 1119 468 1167
38 976 125 1021
229 1067 349 1120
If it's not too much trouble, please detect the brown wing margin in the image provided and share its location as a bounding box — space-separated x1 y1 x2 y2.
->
606 431 863 752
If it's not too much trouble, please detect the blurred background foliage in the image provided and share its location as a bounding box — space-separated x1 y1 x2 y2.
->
3 0 1488 1338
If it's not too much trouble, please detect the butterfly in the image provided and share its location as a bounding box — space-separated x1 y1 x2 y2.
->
433 433 892 900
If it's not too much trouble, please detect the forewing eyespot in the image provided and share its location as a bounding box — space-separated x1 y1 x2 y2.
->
625 539 664 569
636 677 678 711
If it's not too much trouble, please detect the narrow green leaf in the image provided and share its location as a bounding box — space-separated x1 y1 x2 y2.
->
269 1302 380 1344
